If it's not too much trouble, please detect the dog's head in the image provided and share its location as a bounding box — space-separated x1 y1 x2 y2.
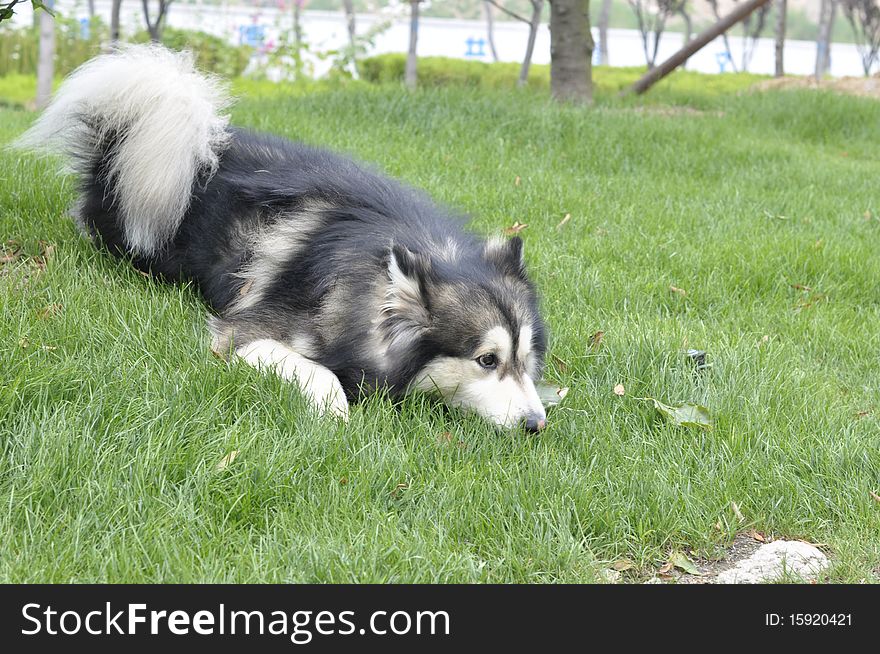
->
382 236 548 432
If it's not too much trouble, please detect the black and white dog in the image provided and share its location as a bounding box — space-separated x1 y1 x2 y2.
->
17 45 548 431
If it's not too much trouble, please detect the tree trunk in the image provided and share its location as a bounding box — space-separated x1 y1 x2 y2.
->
87 0 96 17
111 0 122 43
405 0 420 89
548 0 593 104
815 0 835 79
774 0 786 77
36 0 55 110
142 0 171 42
627 0 773 95
597 0 611 65
518 0 543 87
484 1 498 62
342 0 358 75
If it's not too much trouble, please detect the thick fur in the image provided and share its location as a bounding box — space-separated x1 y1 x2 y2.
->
15 46 549 429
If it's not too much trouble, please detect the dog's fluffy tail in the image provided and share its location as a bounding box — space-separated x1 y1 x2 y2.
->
14 45 231 255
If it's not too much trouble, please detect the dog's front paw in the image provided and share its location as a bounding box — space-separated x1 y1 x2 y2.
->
302 369 349 422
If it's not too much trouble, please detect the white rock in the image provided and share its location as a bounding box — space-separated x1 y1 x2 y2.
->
598 569 621 584
713 540 829 584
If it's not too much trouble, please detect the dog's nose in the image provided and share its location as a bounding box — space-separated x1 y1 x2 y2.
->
523 414 546 433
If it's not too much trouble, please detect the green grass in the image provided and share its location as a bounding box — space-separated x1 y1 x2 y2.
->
2 77 879 583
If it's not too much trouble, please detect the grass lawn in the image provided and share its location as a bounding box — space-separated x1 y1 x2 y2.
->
1 74 879 583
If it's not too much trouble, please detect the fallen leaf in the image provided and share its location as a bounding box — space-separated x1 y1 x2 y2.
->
39 241 55 260
669 285 687 296
870 491 880 505
37 303 63 319
239 278 254 297
550 354 569 373
645 398 713 430
670 552 701 576
555 213 571 230
391 482 409 499
657 560 674 575
437 431 453 445
613 383 625 397
757 334 771 348
514 176 521 186
612 559 635 572
856 411 870 418
339 476 348 486
503 221 528 236
588 330 604 349
790 283 812 292
18 337 29 349
215 450 240 471
747 529 766 542
536 383 569 407
731 501 745 523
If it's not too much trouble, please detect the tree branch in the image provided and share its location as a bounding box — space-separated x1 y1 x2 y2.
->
484 0 530 24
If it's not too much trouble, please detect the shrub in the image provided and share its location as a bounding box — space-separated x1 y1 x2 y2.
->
360 54 550 90
0 17 251 80
133 28 253 78
0 15 108 78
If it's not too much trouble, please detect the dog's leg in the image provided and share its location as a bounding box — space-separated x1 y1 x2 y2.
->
234 339 349 421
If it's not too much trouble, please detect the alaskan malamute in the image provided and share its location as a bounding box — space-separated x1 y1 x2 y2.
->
16 46 548 431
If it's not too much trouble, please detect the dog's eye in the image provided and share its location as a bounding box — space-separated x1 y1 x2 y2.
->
476 353 497 369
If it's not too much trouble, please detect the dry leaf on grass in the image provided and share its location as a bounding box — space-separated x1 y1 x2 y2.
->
550 354 569 373
215 450 240 471
870 491 880 505
37 303 63 319
514 176 521 186
555 213 571 230
731 501 745 523
669 285 687 296
643 398 713 430
588 330 604 349
612 559 635 572
669 552 701 576
613 384 625 396
536 383 569 408
747 529 766 543
503 221 528 236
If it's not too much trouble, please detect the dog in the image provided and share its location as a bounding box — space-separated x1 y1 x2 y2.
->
15 45 549 431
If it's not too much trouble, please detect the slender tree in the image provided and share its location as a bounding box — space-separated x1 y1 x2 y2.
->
774 0 786 76
341 0 358 75
486 0 545 87
628 0 687 69
840 0 880 75
598 0 612 65
36 0 55 109
815 0 837 78
405 0 421 89
483 1 498 61
547 0 593 103
141 0 173 41
111 0 122 42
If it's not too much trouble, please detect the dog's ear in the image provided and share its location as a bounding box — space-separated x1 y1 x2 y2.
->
484 236 526 279
381 244 432 348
